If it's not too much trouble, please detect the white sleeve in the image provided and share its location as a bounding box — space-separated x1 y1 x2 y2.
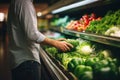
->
19 1 46 43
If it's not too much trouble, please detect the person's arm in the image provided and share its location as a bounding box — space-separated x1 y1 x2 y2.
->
42 37 73 52
19 1 73 52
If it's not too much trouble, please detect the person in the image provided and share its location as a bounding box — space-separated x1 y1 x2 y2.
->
7 0 73 80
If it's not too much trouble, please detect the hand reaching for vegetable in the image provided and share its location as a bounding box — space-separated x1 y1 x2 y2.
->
54 40 73 52
42 38 73 52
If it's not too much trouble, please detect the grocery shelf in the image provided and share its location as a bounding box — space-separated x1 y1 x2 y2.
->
39 47 77 80
41 0 116 16
62 28 120 48
49 27 120 48
51 0 99 14
41 0 79 16
50 27 62 33
55 0 116 14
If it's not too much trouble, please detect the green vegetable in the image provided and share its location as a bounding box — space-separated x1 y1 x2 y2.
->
104 26 120 37
81 71 93 80
62 57 73 69
74 65 86 77
94 66 117 80
74 65 93 80
66 39 79 51
94 59 109 71
67 58 84 72
85 57 99 67
61 53 72 68
86 9 120 35
93 58 118 80
45 47 58 57
77 41 94 56
118 66 120 79
55 53 64 61
98 50 112 59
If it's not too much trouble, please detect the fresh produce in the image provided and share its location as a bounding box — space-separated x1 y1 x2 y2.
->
93 58 118 80
67 58 84 72
55 53 63 61
85 57 99 67
74 65 93 80
104 25 120 37
81 71 93 80
66 39 79 47
94 66 117 80
118 66 120 79
86 9 120 37
50 16 71 27
76 40 94 56
66 39 79 51
61 53 73 69
66 13 101 32
44 38 119 80
55 52 73 69
98 49 112 59
45 47 58 57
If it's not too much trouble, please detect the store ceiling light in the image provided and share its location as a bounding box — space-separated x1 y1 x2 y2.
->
52 0 98 14
0 12 5 22
37 12 42 17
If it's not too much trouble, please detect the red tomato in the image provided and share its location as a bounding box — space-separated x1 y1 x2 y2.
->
84 19 89 25
73 25 78 31
90 13 96 19
82 14 89 20
96 17 102 21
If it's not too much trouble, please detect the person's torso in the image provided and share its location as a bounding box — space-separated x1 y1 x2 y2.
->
7 0 40 69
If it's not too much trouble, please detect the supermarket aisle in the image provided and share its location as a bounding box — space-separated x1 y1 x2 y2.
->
0 22 11 80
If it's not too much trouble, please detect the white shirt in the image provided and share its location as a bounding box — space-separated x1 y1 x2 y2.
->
7 0 46 69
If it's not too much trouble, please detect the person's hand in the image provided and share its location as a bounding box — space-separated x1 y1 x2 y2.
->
54 40 73 52
42 38 73 52
56 38 66 41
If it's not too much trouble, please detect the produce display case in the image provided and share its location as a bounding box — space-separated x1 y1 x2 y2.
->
62 28 120 48
40 0 120 80
39 47 77 80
